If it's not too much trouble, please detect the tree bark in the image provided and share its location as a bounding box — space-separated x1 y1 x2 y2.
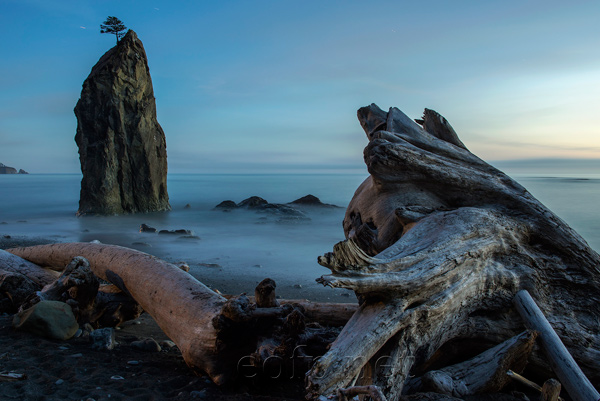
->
307 104 600 400
7 243 354 386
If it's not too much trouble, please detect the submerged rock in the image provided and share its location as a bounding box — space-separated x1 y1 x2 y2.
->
215 200 237 210
158 229 193 235
74 30 170 216
214 196 310 220
139 223 157 233
289 194 340 208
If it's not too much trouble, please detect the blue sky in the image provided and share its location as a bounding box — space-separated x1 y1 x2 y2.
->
1 0 599 173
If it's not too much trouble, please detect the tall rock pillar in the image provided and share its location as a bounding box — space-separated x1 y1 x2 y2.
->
74 30 170 215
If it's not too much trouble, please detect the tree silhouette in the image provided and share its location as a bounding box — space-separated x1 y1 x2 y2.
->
100 16 127 44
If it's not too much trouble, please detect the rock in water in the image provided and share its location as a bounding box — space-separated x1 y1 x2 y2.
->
74 30 170 215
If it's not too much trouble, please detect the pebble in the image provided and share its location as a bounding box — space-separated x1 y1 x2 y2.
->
91 328 116 351
293 284 302 289
74 328 82 338
55 379 64 385
110 375 125 380
131 338 161 352
127 360 140 365
58 346 70 350
160 340 176 349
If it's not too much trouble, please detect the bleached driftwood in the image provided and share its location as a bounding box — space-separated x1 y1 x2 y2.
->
7 243 352 385
306 104 600 400
0 249 58 313
514 290 599 401
408 330 538 397
0 249 57 286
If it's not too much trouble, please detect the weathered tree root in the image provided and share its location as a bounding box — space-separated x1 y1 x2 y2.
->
306 104 600 400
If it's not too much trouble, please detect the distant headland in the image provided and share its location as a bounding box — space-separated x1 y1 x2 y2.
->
0 163 28 174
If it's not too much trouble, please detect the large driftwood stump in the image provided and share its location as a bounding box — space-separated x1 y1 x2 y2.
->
307 104 600 400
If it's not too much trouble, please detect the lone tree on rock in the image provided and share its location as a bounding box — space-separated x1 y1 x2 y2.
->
100 16 127 44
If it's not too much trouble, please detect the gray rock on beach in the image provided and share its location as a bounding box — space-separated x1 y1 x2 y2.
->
91 327 116 350
74 30 170 216
131 337 162 352
12 300 79 340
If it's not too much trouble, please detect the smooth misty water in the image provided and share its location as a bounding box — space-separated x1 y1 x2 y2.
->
1 172 599 301
0 174 367 301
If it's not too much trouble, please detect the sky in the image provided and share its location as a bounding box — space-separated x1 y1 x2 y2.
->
1 0 599 174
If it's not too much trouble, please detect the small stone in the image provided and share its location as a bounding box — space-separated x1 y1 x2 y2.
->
74 328 82 338
176 235 201 241
293 284 302 289
55 379 64 385
110 375 125 380
158 229 193 235
253 264 262 268
131 337 161 352
90 239 101 244
68 353 83 358
139 224 157 233
159 340 176 349
184 204 191 209
3 235 11 239
127 360 140 365
91 328 116 351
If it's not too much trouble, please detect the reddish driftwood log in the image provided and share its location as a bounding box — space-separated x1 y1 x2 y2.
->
8 243 353 385
8 242 232 384
306 104 600 400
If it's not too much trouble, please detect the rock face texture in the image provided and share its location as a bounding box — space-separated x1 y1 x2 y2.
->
74 30 170 215
0 163 28 174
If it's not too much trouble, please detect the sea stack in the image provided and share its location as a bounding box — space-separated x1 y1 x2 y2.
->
74 30 170 216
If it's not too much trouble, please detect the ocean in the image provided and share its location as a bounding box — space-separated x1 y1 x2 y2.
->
1 172 599 301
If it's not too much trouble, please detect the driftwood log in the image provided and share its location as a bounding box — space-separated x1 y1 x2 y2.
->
6 243 355 385
1 250 142 327
306 104 600 400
